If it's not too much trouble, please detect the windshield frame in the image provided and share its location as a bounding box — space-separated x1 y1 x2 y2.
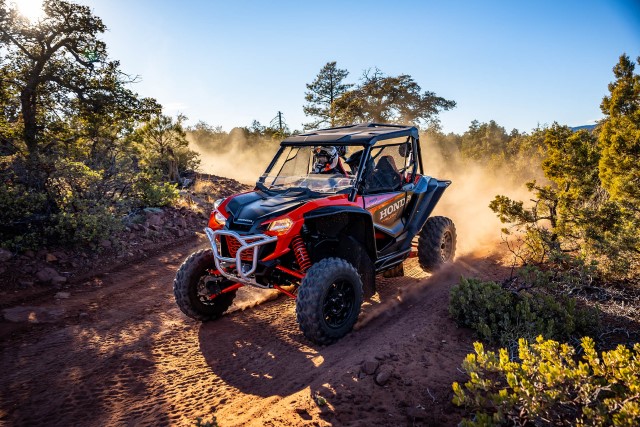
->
257 144 363 196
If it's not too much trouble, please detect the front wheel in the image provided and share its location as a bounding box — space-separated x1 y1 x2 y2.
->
173 249 237 321
296 258 363 345
417 216 457 273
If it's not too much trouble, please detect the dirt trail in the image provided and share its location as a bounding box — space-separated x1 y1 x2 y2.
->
0 236 509 426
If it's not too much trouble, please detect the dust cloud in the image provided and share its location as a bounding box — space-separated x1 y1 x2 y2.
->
189 128 537 257
188 128 278 185
423 140 534 257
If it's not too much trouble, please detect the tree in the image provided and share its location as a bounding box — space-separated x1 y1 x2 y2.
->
303 61 352 129
489 124 601 263
137 114 199 182
0 0 157 180
460 120 511 160
598 54 640 210
333 68 456 127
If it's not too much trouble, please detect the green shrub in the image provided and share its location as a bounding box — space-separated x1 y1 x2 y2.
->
449 277 599 348
453 336 640 426
46 200 121 246
133 174 179 207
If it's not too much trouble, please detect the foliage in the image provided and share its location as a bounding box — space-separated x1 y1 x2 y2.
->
0 0 190 249
333 68 456 127
132 173 179 208
0 0 158 165
489 56 640 277
136 113 199 182
449 276 599 348
303 61 352 129
452 336 640 426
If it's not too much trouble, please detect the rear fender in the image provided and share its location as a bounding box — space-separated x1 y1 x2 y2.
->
403 176 451 247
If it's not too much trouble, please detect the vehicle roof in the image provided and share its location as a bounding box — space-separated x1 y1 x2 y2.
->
281 123 419 146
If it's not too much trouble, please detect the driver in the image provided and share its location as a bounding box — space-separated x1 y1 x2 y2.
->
312 146 340 174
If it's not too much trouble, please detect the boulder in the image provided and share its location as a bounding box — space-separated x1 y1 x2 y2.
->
0 248 13 262
36 267 60 283
361 359 379 375
375 369 392 386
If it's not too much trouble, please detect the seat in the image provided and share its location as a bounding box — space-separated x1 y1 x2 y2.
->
366 155 403 192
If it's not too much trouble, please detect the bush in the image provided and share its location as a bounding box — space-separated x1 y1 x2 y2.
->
133 174 179 207
453 336 640 426
46 200 121 246
449 277 599 348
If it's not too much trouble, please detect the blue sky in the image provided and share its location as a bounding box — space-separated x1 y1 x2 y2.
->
81 0 640 134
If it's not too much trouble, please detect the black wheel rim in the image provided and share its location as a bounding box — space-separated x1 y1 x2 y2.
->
440 231 453 261
322 279 355 329
196 275 221 306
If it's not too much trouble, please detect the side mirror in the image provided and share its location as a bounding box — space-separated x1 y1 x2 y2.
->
398 143 411 158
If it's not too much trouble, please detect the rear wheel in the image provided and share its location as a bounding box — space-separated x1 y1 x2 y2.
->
417 216 457 273
174 249 237 321
296 257 363 345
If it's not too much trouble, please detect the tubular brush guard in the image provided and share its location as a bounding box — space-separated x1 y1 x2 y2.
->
204 227 277 288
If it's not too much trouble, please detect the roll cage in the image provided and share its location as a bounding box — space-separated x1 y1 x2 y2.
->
259 123 423 202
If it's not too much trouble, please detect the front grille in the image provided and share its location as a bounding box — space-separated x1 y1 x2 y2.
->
225 235 259 261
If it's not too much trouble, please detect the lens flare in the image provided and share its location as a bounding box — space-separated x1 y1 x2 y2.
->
14 0 45 22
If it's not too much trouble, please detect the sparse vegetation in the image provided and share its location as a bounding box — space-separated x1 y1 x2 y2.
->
453 337 640 426
449 274 599 350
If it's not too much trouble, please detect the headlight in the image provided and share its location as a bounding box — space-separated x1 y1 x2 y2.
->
267 218 293 235
213 198 226 225
213 210 226 225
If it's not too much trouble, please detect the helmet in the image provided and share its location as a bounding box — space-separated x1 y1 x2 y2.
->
313 146 339 173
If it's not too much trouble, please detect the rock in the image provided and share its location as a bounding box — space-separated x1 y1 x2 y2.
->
375 369 392 386
143 207 164 214
145 210 164 226
54 291 70 299
149 224 162 232
2 306 65 323
361 359 379 375
0 248 13 262
177 217 187 228
375 354 386 361
36 267 60 283
24 250 35 258
18 279 34 287
406 407 427 420
45 253 58 263
52 275 67 285
99 239 112 248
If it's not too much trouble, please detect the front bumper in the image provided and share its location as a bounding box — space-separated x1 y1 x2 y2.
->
204 227 277 288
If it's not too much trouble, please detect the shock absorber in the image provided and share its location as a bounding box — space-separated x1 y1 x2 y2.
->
291 236 311 272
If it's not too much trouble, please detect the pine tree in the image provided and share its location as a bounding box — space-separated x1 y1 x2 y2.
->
303 61 351 130
598 54 640 209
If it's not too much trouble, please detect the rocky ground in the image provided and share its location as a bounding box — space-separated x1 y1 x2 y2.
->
2 174 635 426
0 232 508 426
0 175 248 310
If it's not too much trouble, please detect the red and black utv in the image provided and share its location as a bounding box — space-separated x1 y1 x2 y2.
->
174 123 456 345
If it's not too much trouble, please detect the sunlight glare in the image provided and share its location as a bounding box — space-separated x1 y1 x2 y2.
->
14 0 45 22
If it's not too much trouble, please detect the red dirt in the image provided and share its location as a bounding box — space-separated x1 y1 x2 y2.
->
0 235 510 426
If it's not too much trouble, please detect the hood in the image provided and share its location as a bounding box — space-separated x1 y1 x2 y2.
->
224 190 307 230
